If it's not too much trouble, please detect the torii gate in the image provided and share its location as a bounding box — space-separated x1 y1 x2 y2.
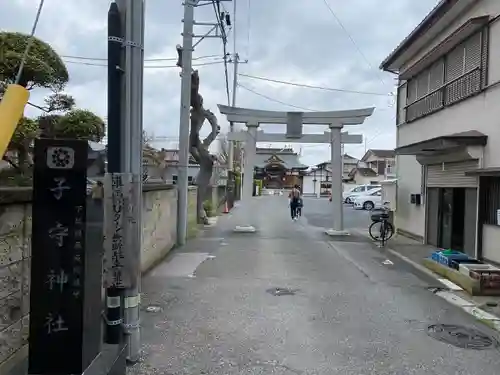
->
218 105 374 236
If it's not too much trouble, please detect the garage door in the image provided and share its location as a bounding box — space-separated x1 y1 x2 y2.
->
427 160 479 188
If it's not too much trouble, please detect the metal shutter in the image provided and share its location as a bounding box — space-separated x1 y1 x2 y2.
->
417 70 429 98
427 160 479 187
407 79 417 104
429 59 444 91
397 83 407 125
480 27 489 87
465 32 481 72
445 45 465 83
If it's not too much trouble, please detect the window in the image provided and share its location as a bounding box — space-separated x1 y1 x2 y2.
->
371 190 381 196
352 187 362 192
367 185 380 191
403 29 486 123
479 177 500 225
173 175 178 184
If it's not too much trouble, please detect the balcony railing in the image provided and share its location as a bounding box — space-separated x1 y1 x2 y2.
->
405 67 481 123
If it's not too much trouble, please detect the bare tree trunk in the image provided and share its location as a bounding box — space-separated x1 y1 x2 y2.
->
196 158 214 224
186 70 220 225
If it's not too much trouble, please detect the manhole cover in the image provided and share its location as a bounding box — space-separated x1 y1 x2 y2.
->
146 306 162 313
427 324 498 350
266 287 297 296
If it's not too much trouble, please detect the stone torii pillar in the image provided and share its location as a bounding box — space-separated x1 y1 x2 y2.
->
219 105 374 235
241 122 258 220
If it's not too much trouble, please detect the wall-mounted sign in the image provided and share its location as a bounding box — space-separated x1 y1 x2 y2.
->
265 154 283 164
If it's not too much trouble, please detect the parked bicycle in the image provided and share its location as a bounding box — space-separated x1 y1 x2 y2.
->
368 204 394 247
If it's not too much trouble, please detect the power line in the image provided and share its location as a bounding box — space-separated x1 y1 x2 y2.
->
60 54 220 62
212 0 231 105
238 83 320 111
63 59 225 68
321 0 389 90
238 73 391 96
246 0 251 59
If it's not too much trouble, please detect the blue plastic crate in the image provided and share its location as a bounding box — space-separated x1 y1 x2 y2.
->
431 252 441 262
438 253 470 268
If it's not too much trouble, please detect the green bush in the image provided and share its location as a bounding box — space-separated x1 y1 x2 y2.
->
203 200 215 217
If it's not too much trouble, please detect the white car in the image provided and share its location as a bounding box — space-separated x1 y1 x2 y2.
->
352 188 383 210
343 184 381 204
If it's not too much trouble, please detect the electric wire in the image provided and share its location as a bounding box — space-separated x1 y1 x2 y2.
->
321 0 389 91
238 83 320 111
60 54 220 62
15 0 46 84
212 0 231 105
63 59 225 68
246 0 251 59
238 73 391 96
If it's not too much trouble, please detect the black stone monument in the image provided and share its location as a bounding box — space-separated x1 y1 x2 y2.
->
28 139 101 375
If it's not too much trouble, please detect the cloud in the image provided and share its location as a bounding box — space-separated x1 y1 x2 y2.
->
2 0 439 165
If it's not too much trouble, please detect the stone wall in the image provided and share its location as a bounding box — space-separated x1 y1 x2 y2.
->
0 185 198 374
0 188 31 375
141 185 198 272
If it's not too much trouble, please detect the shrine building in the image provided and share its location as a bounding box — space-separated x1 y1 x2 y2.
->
253 147 308 189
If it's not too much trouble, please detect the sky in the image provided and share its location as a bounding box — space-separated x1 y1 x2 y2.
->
1 0 440 166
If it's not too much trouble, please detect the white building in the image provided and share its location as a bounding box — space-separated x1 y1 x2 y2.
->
348 149 396 184
303 154 360 196
380 0 500 262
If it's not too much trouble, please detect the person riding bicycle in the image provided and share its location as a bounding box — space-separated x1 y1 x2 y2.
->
296 196 303 217
288 184 302 220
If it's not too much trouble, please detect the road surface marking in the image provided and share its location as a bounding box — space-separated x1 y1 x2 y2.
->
438 278 463 291
151 253 211 278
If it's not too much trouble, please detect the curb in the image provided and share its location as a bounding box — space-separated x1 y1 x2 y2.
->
351 228 500 333
389 246 500 333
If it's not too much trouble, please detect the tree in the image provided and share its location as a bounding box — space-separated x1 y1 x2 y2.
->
188 70 220 224
6 117 39 173
0 32 69 90
1 32 70 174
54 109 106 142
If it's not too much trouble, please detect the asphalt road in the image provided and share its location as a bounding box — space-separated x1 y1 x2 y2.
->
130 196 500 375
301 197 372 231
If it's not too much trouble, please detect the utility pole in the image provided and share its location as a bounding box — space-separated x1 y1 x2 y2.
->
228 52 239 170
177 0 232 246
110 0 144 364
228 0 238 171
105 1 123 347
177 0 195 247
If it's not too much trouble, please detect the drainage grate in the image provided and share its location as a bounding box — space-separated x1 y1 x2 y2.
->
266 287 297 296
427 324 498 350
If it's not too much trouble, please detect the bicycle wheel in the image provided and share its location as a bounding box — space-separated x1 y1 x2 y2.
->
368 221 383 241
384 221 395 240
369 221 395 241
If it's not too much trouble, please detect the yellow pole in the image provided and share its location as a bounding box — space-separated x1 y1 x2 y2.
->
0 84 30 157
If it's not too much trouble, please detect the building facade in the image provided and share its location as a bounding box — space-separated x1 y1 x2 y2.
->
253 148 308 190
358 149 396 179
380 0 500 262
346 149 396 185
342 154 359 180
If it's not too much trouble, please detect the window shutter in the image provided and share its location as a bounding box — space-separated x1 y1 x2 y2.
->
416 70 429 98
407 79 417 104
481 27 489 87
445 45 465 82
429 59 444 91
465 32 481 71
397 82 407 125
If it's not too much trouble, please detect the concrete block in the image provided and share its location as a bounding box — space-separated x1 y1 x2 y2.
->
234 225 256 233
325 229 350 236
